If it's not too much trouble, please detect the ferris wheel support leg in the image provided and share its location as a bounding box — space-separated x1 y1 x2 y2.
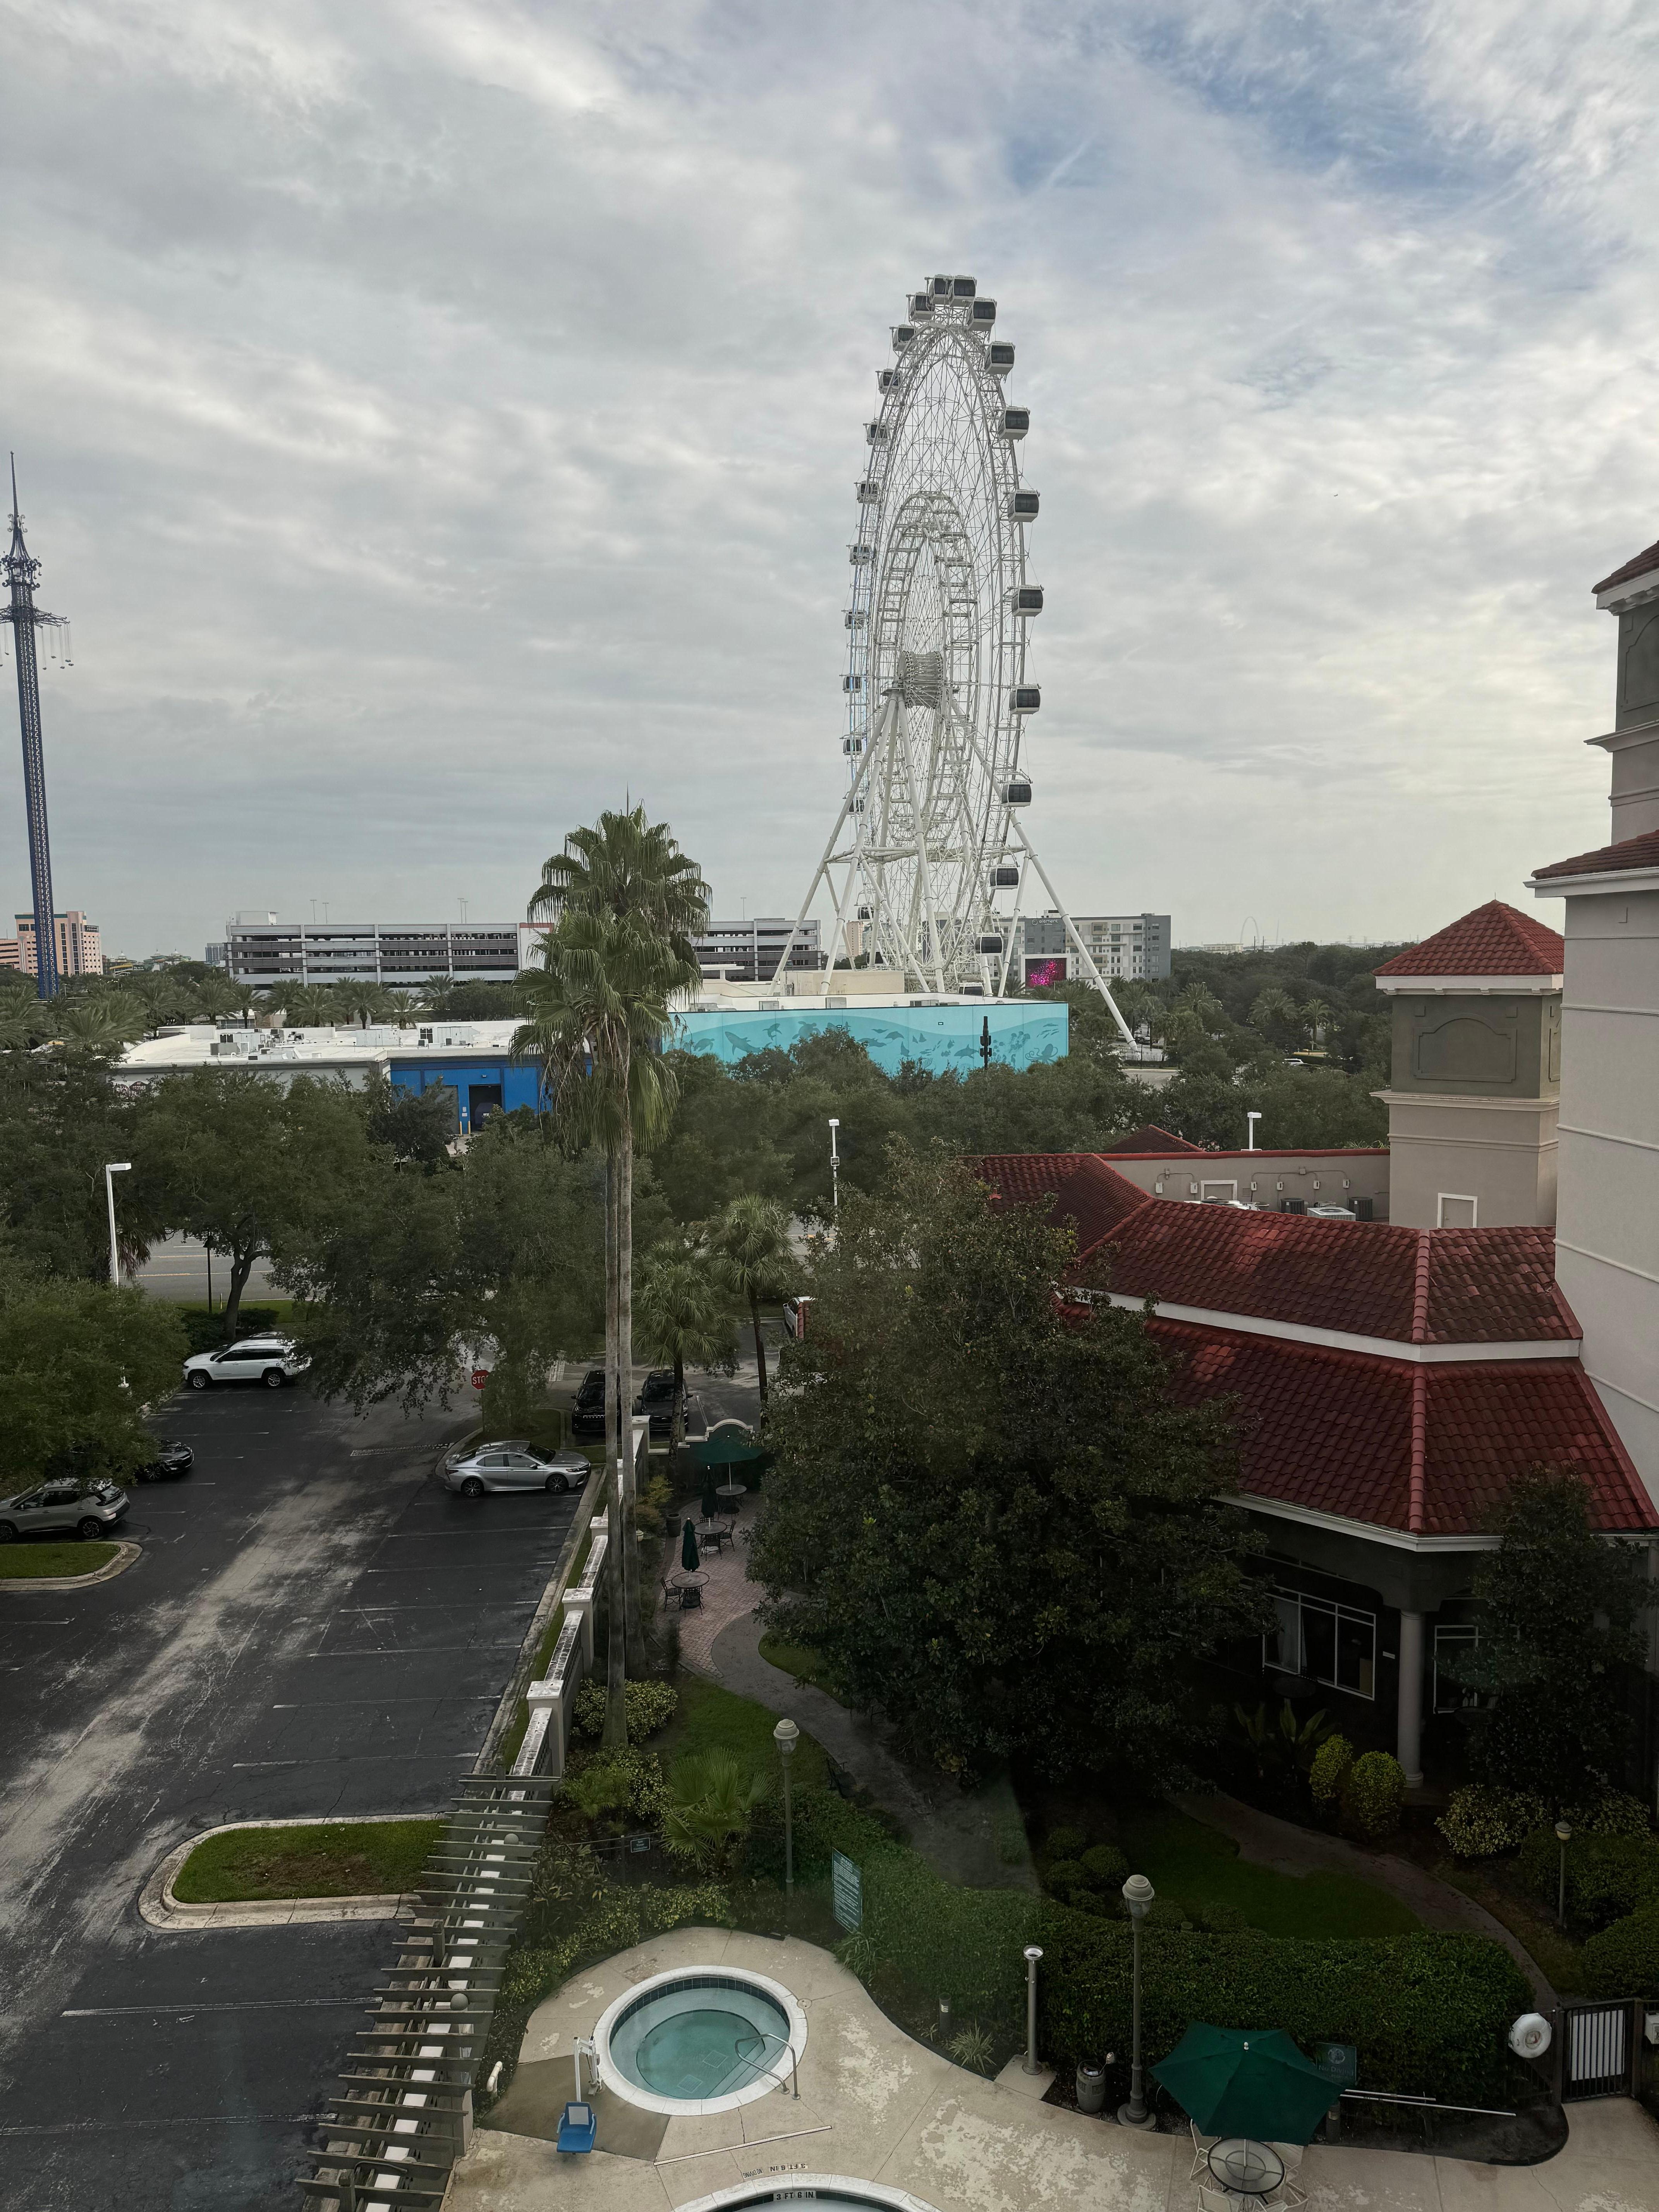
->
1005 815 1139 1050
896 707 949 993
774 740 878 982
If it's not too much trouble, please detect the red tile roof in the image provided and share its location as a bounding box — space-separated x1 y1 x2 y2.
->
971 1154 1577 1345
1593 537 1659 596
1533 828 1659 882
1101 1124 1203 1155
1373 901 1563 980
1150 1319 1657 1536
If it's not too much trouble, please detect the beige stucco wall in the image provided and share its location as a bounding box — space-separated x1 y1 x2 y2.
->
1553 883 1659 1505
1108 1150 1391 1215
1375 1094 1558 1229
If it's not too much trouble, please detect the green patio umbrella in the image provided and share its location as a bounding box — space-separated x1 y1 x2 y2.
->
700 1470 720 1522
680 1518 701 1573
1152 2024 1341 2145
689 1431 772 1472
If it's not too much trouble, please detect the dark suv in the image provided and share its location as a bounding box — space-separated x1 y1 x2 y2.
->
569 1367 606 1439
634 1369 699 1440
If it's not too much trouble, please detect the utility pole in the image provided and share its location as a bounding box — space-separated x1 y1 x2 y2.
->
3 459 70 1001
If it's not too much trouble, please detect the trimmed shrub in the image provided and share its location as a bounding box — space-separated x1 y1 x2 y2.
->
563 1743 667 1827
1567 1791 1653 1840
1341 1751 1407 1841
1581 1906 1659 1999
1518 1829 1659 1930
1309 1734 1353 1821
1437 1785 1548 1860
745 1783 893 1885
1079 1843 1129 1890
1044 1858 1088 1903
1045 1826 1086 1862
572 1678 679 1743
861 1847 1037 2024
1036 1904 1528 2102
1189 1900 1252 1936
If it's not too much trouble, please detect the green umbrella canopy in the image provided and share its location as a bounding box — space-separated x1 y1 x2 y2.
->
681 1518 701 1573
1152 2023 1341 2145
689 1432 772 1472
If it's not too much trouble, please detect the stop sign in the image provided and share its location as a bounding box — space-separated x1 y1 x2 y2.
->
471 1367 490 1391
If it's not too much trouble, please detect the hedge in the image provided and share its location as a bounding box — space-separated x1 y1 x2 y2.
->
745 1783 896 1887
1035 1910 1528 2103
1516 1829 1659 1930
1581 1906 1659 2000
848 1846 1527 2101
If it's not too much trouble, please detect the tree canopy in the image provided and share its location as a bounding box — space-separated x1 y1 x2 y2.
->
748 1144 1270 1784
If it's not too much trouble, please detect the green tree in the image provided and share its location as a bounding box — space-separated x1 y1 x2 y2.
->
1445 1471 1652 1810
136 1071 374 1338
662 1749 767 1870
0 1261 189 1488
0 1044 163 1280
1247 988 1302 1052
708 1192 793 1410
635 1243 737 1475
338 981 399 1030
749 1144 1268 1782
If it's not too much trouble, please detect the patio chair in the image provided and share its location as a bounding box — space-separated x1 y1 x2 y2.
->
556 2100 597 2154
1187 2121 1221 2180
1266 2145 1306 2209
659 1577 685 1611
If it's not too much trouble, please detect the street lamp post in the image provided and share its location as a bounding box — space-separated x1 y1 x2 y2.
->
774 1716 800 1894
1022 1944 1044 2074
1556 1819 1572 1927
1246 1111 1262 1152
103 1162 132 1287
828 1119 840 1216
1118 1873 1157 2128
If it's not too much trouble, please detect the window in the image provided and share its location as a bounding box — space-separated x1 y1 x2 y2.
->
1265 1587 1376 1698
1433 1623 1484 1712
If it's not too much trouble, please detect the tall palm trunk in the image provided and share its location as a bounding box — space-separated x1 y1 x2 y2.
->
602 1148 627 1750
619 1092 647 1675
749 1289 769 1409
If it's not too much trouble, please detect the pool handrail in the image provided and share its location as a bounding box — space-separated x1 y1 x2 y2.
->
732 2028 799 2100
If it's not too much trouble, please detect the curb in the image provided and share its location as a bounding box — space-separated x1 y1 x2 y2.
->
139 1814 427 1933
0 1539 142 1593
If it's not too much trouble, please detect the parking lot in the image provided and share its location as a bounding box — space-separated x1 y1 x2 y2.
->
0 1383 579 2211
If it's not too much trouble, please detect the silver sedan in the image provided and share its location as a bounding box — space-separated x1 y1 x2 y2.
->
441 1440 590 1499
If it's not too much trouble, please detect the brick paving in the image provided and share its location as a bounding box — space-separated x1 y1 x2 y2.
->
659 1514 756 1673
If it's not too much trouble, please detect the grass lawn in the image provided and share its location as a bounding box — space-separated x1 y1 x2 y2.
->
654 1673 829 1791
172 1819 443 1902
0 1541 119 1579
757 1630 847 1705
1118 1803 1420 1939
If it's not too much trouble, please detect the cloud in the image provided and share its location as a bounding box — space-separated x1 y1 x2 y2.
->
0 0 1655 955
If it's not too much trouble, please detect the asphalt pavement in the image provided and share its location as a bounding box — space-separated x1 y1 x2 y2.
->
0 1383 580 2211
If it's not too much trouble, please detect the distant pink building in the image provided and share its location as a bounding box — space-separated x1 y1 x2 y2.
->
13 910 102 978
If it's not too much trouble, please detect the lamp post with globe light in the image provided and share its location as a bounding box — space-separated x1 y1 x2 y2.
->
1556 1820 1572 1927
828 1119 840 1216
774 1716 800 1896
1118 1874 1157 2128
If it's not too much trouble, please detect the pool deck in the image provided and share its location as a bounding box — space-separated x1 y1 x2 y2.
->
450 1929 1659 2212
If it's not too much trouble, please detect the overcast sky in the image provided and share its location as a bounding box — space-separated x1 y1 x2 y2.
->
3 0 1656 959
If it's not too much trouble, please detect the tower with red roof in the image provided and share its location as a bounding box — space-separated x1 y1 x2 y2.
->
1371 902 1563 1231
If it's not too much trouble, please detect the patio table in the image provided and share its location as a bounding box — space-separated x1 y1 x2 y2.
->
673 1570 708 1609
713 1482 748 1516
1207 2140 1285 2202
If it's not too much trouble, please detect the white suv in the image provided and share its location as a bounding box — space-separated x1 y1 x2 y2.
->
182 1337 311 1391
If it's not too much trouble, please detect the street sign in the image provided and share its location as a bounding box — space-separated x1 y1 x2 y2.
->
831 1850 862 1931
471 1368 489 1391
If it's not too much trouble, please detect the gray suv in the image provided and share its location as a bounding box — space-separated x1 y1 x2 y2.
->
0 1477 131 1542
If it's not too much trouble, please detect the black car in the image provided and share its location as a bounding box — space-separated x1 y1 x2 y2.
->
569 1367 607 1439
137 1439 195 1482
633 1370 700 1440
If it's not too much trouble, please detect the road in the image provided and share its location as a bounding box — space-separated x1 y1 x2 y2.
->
0 1384 579 2212
130 1232 280 1307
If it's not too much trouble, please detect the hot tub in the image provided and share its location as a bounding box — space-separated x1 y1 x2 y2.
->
680 2179 943 2212
592 1967 808 2117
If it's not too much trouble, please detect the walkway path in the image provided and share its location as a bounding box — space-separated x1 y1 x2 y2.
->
1175 1790 1553 2006
666 1525 1036 1892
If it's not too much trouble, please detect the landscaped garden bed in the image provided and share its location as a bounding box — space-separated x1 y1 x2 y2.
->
0 1540 120 1580
171 1819 443 1903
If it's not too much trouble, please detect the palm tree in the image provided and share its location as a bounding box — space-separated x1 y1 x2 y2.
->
278 982 343 1028
662 1748 767 1871
50 994 149 1053
338 981 398 1030
708 1194 793 1412
635 1245 736 1479
522 810 708 1696
192 972 242 1023
1249 988 1301 1052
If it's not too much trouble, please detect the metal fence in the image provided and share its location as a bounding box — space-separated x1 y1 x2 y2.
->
298 1772 556 2210
1559 1999 1640 2102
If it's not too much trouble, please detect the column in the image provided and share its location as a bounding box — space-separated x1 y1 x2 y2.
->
1396 1608 1425 1787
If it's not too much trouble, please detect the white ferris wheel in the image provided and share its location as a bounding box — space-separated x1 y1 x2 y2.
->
780 271 1134 1041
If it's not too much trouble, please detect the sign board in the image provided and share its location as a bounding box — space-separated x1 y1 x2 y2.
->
831 1850 862 1932
471 1368 490 1391
1309 2040 1357 2088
